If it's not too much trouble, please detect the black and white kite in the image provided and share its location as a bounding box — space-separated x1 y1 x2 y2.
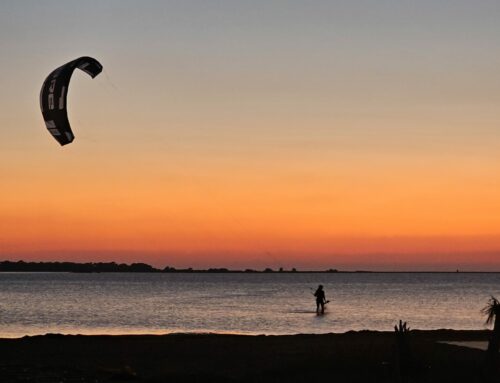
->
40 56 102 146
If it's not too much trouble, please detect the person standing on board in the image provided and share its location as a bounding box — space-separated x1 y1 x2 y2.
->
314 285 327 315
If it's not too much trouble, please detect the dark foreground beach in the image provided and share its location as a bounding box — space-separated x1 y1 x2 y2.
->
0 330 495 382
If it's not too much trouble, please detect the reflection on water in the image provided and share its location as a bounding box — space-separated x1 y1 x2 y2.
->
0 272 499 338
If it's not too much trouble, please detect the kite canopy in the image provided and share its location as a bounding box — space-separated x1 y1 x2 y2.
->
40 56 102 146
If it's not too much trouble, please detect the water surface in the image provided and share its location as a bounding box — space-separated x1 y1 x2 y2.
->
0 272 498 338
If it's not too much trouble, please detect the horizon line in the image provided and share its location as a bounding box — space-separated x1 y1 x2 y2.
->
1 260 500 273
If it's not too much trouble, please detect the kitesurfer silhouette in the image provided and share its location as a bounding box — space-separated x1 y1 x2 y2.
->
314 285 327 315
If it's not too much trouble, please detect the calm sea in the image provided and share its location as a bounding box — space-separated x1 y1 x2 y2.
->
0 272 499 338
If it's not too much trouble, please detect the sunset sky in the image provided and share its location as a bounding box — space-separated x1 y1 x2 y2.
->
1 1 500 270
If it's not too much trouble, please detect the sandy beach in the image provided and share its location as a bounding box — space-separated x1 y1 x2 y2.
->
0 330 495 382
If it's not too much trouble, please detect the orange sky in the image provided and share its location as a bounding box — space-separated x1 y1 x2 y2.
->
1 2 500 269
2 149 500 269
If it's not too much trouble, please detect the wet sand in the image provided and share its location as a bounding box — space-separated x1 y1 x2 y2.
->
0 330 495 382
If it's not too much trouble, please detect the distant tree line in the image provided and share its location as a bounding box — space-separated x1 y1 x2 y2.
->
0 261 158 273
0 260 340 273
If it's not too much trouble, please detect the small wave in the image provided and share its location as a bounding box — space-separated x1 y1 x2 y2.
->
286 310 317 314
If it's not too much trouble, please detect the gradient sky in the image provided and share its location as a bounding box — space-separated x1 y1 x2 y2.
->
1 1 500 270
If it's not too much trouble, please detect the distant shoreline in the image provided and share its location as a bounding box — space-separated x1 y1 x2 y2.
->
1 260 499 273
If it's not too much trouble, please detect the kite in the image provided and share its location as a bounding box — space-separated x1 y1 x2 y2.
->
40 56 102 145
